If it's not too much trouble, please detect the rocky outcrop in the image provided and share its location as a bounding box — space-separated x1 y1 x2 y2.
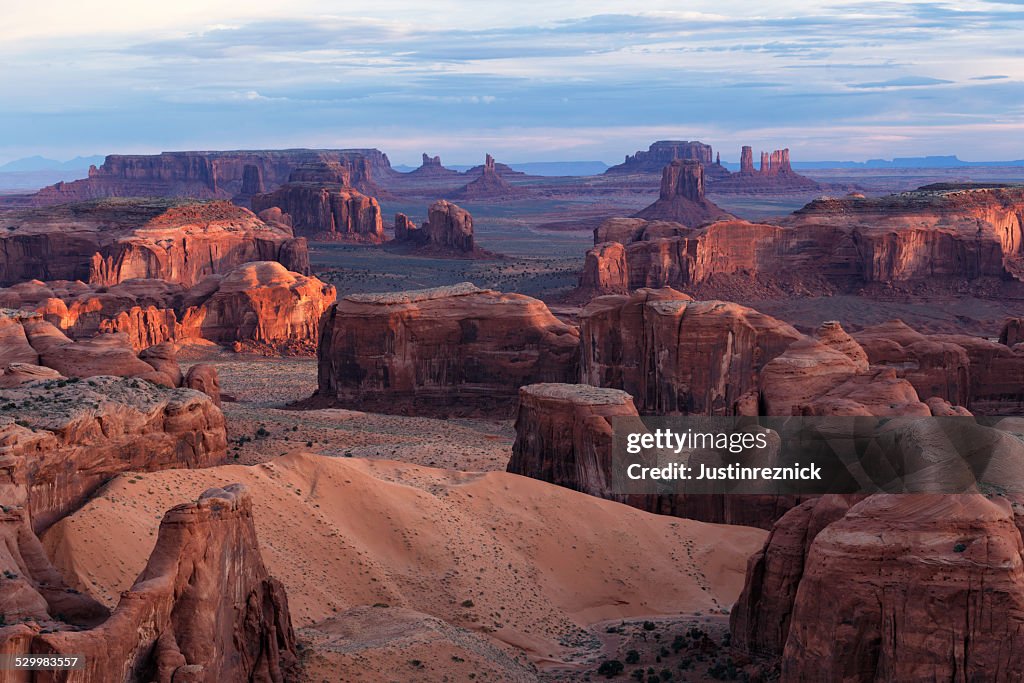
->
250 163 385 242
2 486 296 682
391 201 497 258
408 153 459 177
0 199 309 287
606 140 723 175
733 494 1024 681
854 319 1024 414
0 374 226 532
633 161 733 226
1002 317 1024 347
315 283 580 413
579 292 802 414
738 146 756 175
29 148 391 204
233 164 266 206
190 261 336 352
0 261 335 353
507 383 638 498
452 154 524 199
574 184 1024 301
185 364 222 406
715 147 820 192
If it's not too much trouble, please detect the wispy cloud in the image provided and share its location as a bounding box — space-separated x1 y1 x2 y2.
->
1 1 1023 164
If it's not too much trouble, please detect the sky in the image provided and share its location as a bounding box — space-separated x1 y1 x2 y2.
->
2 0 1024 166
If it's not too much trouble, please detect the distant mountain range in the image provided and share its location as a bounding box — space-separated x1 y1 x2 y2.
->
0 155 105 172
721 155 1024 171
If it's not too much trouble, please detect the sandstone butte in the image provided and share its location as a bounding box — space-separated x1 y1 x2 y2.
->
0 260 336 353
0 199 309 288
451 154 525 200
315 282 579 414
251 161 385 243
28 149 391 206
508 291 1024 530
407 153 460 178
632 160 734 226
391 200 499 258
1 485 296 682
731 492 1024 680
577 184 1024 300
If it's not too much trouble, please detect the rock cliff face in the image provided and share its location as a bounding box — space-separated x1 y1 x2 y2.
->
316 283 580 413
452 154 524 199
606 140 723 175
250 162 385 242
1002 317 1024 347
0 374 226 532
633 161 733 226
733 494 1024 681
0 199 309 287
391 200 497 258
507 383 638 499
3 486 296 682
575 185 1024 300
854 319 1024 414
0 262 334 353
28 148 390 205
580 292 802 415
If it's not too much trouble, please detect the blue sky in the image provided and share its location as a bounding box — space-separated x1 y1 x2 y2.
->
2 0 1024 165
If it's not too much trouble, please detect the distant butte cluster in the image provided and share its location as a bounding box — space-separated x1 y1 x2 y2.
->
608 139 820 192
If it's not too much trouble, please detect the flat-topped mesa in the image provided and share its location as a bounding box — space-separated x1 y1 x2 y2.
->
572 184 1024 302
633 161 734 226
391 200 498 258
507 383 638 499
452 154 524 199
0 198 309 287
7 485 297 682
733 493 1024 679
250 162 385 243
580 292 801 415
315 283 580 414
605 140 730 178
0 374 226 533
28 148 390 205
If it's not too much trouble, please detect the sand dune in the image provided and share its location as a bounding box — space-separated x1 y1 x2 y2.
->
42 452 765 664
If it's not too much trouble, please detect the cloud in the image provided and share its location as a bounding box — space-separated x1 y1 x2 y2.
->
850 76 956 89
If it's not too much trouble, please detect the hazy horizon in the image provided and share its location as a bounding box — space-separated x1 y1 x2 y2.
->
3 0 1024 166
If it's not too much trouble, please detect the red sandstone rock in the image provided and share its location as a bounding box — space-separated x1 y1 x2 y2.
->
392 200 498 258
0 374 226 532
0 262 334 353
634 161 733 226
316 283 580 413
0 199 309 287
577 242 630 296
1001 317 1024 347
507 383 639 498
4 486 296 682
29 149 390 205
782 494 1024 681
184 364 222 406
139 341 184 387
580 294 801 414
605 140 718 175
251 162 385 243
408 153 459 178
452 154 524 199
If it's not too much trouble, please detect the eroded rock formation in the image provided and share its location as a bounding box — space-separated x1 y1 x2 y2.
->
0 199 309 287
0 261 335 353
316 283 580 413
575 184 1024 300
507 383 638 499
633 161 733 226
2 486 296 682
580 291 802 415
733 494 1024 680
29 148 390 205
408 153 459 177
391 200 497 257
251 162 385 242
452 154 524 199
